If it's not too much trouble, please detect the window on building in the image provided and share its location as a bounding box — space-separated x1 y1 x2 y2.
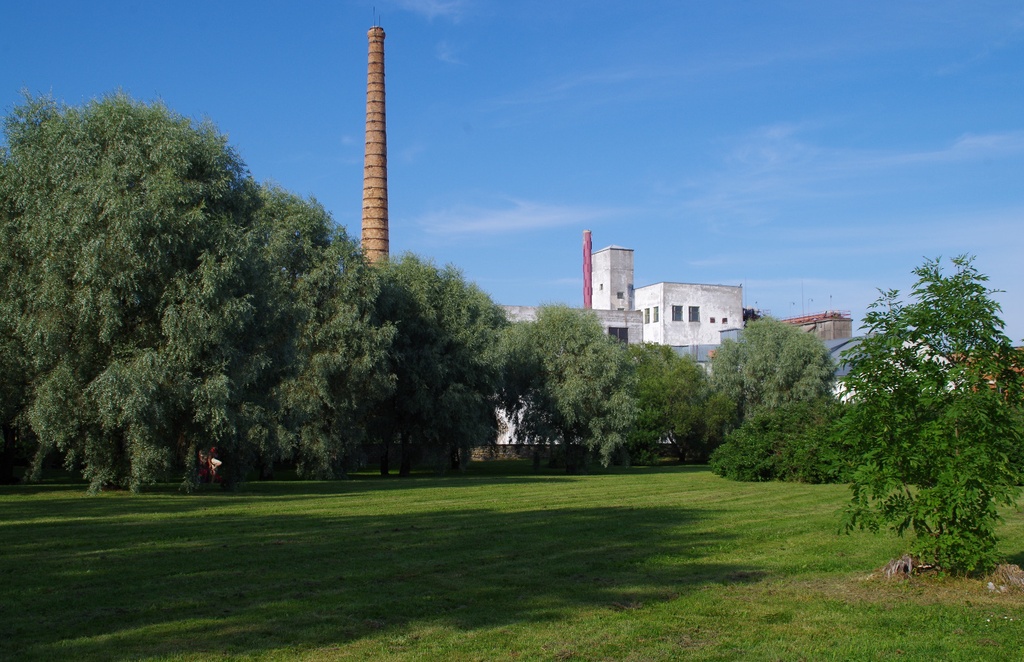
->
599 284 604 291
710 317 716 324
722 317 728 324
608 327 628 344
644 308 650 324
653 306 659 323
689 306 700 322
616 291 624 300
672 305 683 322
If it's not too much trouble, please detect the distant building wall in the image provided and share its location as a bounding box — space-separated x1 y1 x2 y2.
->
634 282 743 346
591 246 634 311
796 317 853 341
501 305 643 345
780 312 854 341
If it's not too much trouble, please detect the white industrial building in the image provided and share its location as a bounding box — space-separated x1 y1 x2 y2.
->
589 244 744 348
630 282 743 346
502 239 744 351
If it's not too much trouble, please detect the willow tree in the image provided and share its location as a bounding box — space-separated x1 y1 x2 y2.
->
0 159 31 483
258 186 395 479
1 94 281 491
502 305 636 473
710 317 835 423
370 254 507 476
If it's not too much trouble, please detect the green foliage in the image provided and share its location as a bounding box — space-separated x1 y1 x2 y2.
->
0 93 285 491
0 149 31 482
711 317 835 423
841 256 1024 575
371 254 508 475
627 343 734 464
0 94 517 489
0 94 408 490
258 186 395 479
501 306 636 473
709 398 850 483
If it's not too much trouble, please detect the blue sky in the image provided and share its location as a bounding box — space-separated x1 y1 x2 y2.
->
4 1 1023 339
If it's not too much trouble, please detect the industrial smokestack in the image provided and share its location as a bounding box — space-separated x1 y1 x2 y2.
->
583 230 593 309
362 26 389 263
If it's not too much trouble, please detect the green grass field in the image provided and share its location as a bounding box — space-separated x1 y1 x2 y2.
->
2 462 1023 660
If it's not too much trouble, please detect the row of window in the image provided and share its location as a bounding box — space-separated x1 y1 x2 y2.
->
641 305 728 325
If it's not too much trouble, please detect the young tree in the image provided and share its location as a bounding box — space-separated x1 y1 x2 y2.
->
502 306 636 473
711 317 835 422
841 256 1024 574
627 343 734 463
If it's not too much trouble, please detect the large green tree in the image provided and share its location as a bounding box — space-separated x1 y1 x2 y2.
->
1 93 282 491
370 254 507 476
710 317 835 422
0 149 31 483
841 256 1024 574
627 343 734 463
258 186 394 479
501 305 636 473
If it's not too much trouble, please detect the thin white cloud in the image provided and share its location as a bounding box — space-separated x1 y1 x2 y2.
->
935 8 1024 75
481 41 877 115
393 0 470 21
878 131 1024 167
416 197 625 235
435 40 464 65
398 142 426 164
679 126 1024 227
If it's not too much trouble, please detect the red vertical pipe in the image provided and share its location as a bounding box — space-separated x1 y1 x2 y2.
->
583 230 593 309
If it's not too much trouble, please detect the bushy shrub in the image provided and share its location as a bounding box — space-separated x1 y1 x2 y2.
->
709 398 849 483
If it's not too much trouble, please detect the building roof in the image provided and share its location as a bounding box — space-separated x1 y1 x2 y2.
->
635 281 743 290
825 336 864 378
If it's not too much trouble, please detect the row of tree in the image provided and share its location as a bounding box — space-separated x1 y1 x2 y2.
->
8 94 1019 574
0 95 659 490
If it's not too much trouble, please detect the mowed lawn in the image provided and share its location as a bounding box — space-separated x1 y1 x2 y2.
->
2 462 1023 660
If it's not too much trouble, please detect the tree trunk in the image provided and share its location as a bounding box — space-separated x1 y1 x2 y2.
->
0 424 17 484
379 443 390 476
532 447 542 472
450 446 461 471
399 432 411 477
565 444 588 475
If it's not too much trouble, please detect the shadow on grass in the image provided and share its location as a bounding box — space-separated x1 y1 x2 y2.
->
0 484 752 660
1004 550 1024 567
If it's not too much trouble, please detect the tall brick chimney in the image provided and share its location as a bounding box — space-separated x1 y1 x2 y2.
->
362 26 389 263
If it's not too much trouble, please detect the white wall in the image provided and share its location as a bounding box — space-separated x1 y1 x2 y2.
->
500 305 643 344
635 282 743 346
591 246 634 311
